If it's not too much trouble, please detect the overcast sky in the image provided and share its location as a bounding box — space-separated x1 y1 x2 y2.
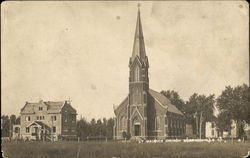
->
1 1 249 120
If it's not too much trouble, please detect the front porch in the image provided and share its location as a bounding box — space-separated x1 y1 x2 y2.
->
25 121 54 141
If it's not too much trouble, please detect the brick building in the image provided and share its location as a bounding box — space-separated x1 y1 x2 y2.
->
113 7 185 140
20 100 77 141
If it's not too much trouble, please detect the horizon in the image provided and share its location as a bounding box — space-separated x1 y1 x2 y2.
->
1 1 249 120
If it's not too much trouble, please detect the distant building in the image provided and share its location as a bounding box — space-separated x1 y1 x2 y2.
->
20 100 77 141
205 120 239 139
205 122 218 138
222 120 239 138
113 7 185 140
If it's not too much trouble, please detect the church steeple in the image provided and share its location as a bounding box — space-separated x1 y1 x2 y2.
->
129 5 149 108
130 4 147 64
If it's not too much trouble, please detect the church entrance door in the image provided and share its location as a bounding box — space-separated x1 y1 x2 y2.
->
134 125 141 136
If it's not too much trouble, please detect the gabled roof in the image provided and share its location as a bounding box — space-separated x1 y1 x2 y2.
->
44 101 65 113
149 89 183 115
27 121 51 129
114 96 128 114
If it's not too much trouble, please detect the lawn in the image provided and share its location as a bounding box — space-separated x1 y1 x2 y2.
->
2 141 250 158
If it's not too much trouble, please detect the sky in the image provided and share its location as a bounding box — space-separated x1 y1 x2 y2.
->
1 1 249 120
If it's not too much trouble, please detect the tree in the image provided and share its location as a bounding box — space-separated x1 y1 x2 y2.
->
10 115 16 125
186 94 215 138
106 118 114 139
217 84 250 123
216 111 232 133
96 119 103 136
76 117 90 140
1 115 10 137
1 114 20 138
161 90 186 113
216 84 250 137
16 117 21 124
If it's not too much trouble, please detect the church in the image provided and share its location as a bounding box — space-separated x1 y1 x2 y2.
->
113 7 185 140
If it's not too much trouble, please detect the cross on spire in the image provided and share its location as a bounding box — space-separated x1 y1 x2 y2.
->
68 97 72 104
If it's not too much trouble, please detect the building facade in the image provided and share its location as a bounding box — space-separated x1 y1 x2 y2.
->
205 120 239 139
20 100 77 141
113 8 184 140
205 122 218 138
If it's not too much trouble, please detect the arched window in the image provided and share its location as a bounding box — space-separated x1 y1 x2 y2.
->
138 92 141 104
143 93 147 104
134 66 140 82
120 116 126 131
133 89 140 105
155 116 160 130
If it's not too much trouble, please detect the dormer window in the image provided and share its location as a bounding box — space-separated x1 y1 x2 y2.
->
39 107 43 111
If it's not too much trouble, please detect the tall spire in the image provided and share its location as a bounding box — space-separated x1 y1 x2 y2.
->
131 3 147 62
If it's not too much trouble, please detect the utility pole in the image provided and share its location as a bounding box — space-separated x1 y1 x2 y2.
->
9 117 12 141
43 124 45 142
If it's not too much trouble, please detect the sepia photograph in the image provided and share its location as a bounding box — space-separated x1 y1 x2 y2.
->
1 1 250 158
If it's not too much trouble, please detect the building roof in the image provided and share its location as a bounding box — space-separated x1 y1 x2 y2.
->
27 121 51 129
44 101 65 113
114 96 128 114
20 100 76 114
149 89 183 115
114 89 183 116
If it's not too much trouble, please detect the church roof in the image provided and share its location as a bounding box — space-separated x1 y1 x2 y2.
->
131 7 147 62
149 89 183 115
114 96 128 114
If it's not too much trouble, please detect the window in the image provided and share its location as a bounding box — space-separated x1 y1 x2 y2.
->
211 122 214 128
143 93 147 104
51 116 56 121
120 116 126 130
212 129 214 136
64 129 68 132
71 115 75 122
134 66 140 82
53 126 56 133
169 118 171 128
14 127 20 133
26 127 30 133
37 116 45 120
25 116 30 121
165 117 168 126
39 107 43 111
155 116 160 130
165 127 168 135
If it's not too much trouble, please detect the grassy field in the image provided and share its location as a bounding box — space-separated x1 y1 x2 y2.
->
2 141 250 158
